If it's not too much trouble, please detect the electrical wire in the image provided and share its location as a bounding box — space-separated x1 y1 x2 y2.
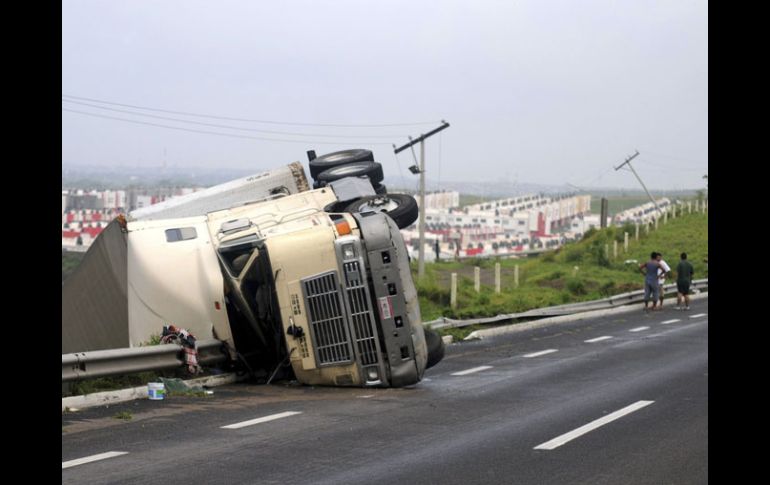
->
62 99 407 139
62 94 441 128
62 108 393 146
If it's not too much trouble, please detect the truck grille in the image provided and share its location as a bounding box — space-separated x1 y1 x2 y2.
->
302 272 352 366
342 261 379 366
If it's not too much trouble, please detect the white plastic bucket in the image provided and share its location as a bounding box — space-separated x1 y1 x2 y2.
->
148 382 165 400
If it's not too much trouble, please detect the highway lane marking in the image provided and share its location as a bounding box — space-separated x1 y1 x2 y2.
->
62 451 128 469
584 336 613 343
451 365 493 376
629 326 649 332
523 349 558 358
221 411 302 429
661 319 680 324
358 395 374 399
689 313 707 318
534 400 655 450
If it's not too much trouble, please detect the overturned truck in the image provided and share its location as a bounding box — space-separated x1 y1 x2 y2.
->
62 149 444 388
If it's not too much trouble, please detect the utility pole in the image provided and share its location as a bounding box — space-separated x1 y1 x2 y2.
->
614 150 663 217
394 121 450 279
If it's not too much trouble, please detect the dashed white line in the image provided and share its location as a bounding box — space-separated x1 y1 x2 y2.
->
358 395 374 399
584 336 613 343
451 365 493 376
629 326 649 332
221 411 302 429
661 319 680 324
689 313 707 318
534 400 655 450
523 349 558 358
62 451 128 469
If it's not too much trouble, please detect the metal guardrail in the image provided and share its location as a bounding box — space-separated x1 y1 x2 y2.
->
62 339 228 382
426 279 708 330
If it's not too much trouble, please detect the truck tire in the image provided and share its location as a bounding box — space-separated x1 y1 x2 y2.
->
315 161 384 185
343 193 418 229
373 183 387 195
424 328 445 369
309 149 374 179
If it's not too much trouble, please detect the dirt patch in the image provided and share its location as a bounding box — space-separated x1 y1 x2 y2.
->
538 278 565 290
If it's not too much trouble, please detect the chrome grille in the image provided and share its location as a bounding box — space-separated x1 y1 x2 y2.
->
302 272 352 366
342 261 379 366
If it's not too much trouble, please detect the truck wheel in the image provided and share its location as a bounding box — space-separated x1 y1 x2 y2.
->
424 328 445 369
309 149 374 179
315 161 384 185
373 183 387 195
343 193 418 229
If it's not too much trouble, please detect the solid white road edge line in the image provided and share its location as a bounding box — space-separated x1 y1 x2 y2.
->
584 336 613 343
62 451 128 469
534 400 655 450
221 411 302 429
451 365 493 376
629 326 649 332
523 349 558 358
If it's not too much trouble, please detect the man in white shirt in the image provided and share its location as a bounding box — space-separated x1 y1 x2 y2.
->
656 252 671 309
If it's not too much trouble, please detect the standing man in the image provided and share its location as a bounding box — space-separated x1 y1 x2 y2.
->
639 252 663 312
656 252 671 309
676 252 695 310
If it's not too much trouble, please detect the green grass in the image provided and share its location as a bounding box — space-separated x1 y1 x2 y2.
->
67 371 163 396
62 253 84 282
589 196 658 216
113 411 133 420
414 209 707 328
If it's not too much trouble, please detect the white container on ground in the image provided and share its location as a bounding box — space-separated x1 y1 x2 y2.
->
148 382 165 400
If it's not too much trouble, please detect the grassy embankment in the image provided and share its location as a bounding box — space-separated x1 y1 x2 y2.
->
413 209 708 338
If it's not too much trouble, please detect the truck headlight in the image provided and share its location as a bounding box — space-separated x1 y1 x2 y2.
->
342 243 356 260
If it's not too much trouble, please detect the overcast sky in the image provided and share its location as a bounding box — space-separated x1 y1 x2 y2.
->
62 0 708 190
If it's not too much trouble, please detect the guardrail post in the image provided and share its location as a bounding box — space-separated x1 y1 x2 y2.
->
451 273 457 309
624 232 629 252
635 223 639 241
514 264 520 288
495 262 501 294
474 266 480 293
613 240 618 259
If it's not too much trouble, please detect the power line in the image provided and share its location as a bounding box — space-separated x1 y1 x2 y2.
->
61 94 441 128
62 108 393 146
636 149 706 167
62 99 406 139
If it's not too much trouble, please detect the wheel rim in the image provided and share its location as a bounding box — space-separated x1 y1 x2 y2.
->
357 196 400 213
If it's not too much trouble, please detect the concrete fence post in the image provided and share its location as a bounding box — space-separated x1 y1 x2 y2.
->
663 209 668 224
514 265 520 288
613 240 618 259
495 262 501 294
474 266 480 293
624 232 629 252
450 273 457 309
635 223 639 241
688 202 692 214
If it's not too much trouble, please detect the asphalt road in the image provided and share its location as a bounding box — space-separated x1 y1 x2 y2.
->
62 297 708 485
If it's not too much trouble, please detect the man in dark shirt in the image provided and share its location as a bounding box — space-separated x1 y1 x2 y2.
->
639 252 663 311
676 252 695 310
